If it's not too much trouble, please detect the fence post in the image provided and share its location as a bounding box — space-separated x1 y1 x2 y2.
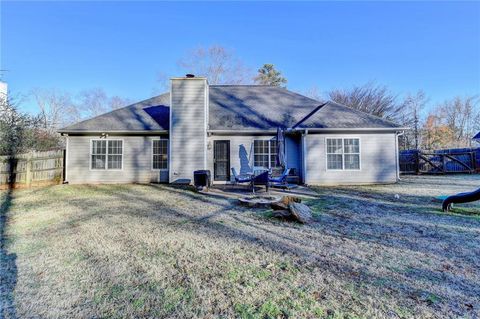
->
471 151 476 173
416 150 420 175
26 152 32 188
441 154 446 174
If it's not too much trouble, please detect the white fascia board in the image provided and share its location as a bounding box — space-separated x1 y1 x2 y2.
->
58 130 169 135
295 127 410 133
208 127 409 135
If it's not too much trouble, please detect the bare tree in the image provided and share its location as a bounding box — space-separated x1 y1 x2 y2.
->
31 89 75 131
436 96 480 147
399 91 428 149
177 45 253 84
155 71 170 94
303 86 325 102
328 82 401 121
32 88 131 130
109 95 131 110
77 88 109 118
77 88 131 120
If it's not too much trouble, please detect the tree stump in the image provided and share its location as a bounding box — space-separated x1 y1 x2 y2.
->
281 196 301 206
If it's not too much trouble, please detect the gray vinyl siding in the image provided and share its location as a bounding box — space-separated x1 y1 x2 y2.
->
66 135 168 184
207 135 302 183
305 133 397 185
169 79 207 183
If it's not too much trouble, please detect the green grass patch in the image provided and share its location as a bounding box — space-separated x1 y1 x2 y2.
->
64 251 89 266
227 264 273 288
448 207 480 218
14 239 47 255
235 292 326 319
132 296 145 310
161 286 195 314
234 299 284 319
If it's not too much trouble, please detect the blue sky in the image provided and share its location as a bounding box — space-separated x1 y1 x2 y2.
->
1 1 479 114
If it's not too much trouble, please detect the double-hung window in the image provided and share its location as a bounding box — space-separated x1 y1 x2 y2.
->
326 138 360 170
152 139 168 170
91 140 123 170
253 140 278 169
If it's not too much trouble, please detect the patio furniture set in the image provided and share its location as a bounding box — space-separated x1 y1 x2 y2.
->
231 167 294 193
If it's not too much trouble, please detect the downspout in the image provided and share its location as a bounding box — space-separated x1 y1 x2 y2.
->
302 129 308 184
395 131 404 181
63 134 69 184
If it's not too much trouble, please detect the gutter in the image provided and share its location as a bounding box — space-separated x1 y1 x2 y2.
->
208 127 410 135
58 130 169 136
208 129 279 135
291 127 410 133
395 131 405 181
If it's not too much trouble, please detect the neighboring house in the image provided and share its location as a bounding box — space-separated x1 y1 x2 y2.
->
58 75 406 185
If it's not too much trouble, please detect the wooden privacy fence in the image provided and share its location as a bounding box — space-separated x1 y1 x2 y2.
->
399 148 478 174
0 149 65 189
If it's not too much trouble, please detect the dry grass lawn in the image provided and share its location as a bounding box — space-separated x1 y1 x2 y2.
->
1 175 480 318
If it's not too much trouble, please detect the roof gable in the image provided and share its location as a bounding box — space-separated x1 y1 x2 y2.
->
59 93 170 132
296 101 400 129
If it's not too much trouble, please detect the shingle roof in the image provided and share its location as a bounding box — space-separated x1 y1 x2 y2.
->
59 85 401 133
208 85 323 130
295 101 400 129
59 93 170 132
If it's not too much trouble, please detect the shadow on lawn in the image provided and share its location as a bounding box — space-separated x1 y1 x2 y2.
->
39 183 480 316
1 187 18 319
149 185 480 308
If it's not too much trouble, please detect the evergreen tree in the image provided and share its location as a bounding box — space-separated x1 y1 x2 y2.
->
0 97 37 155
254 64 287 87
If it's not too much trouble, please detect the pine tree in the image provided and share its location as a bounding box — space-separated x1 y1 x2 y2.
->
254 64 287 87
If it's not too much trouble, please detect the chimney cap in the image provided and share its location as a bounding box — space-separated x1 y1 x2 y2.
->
185 74 195 78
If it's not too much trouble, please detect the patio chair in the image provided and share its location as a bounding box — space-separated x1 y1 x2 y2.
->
231 168 253 186
269 168 293 189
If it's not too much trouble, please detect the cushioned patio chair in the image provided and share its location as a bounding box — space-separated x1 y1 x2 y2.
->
231 168 253 187
269 168 292 189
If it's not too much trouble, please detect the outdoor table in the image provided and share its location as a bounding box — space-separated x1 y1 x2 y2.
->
249 171 270 193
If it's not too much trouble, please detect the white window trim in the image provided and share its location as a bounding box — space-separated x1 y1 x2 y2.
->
253 139 279 170
325 137 361 171
151 138 169 171
89 139 124 171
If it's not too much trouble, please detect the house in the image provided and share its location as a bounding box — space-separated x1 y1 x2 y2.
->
58 75 406 185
